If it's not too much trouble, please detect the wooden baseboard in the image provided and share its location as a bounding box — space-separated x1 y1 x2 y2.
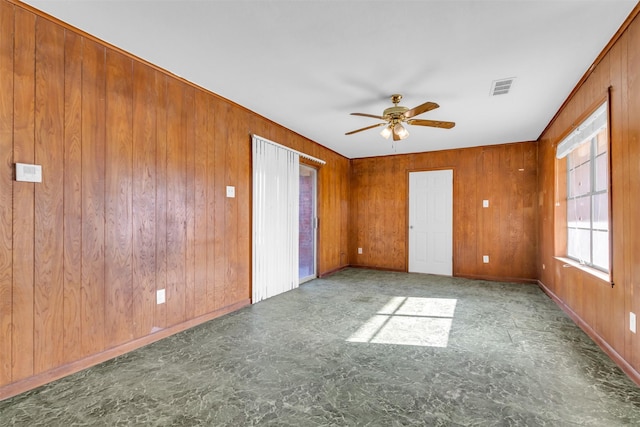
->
318 264 349 278
347 264 405 273
537 280 640 387
0 299 250 402
455 273 538 284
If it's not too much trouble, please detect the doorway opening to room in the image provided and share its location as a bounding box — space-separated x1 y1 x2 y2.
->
299 164 317 283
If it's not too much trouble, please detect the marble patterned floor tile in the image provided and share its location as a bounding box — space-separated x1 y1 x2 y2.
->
1 268 640 426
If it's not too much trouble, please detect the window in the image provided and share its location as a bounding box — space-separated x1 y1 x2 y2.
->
557 101 609 272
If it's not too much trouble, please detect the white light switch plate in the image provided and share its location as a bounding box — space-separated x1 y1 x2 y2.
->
631 312 636 334
226 186 235 198
482 200 489 208
483 255 489 263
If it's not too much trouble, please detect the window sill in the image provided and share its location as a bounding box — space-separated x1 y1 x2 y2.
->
554 256 611 284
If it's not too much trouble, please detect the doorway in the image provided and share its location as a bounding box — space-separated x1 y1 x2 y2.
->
408 169 453 275
299 164 317 283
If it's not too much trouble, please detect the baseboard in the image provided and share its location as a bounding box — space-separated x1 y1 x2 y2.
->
0 299 251 402
537 280 640 387
456 273 538 284
347 264 405 273
318 264 349 278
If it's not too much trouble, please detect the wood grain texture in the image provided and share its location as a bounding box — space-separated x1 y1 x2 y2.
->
184 86 196 320
80 38 106 357
626 15 640 370
62 29 83 365
350 142 538 282
104 49 134 348
0 0 14 385
12 7 36 381
154 74 168 331
34 16 65 373
165 78 187 327
213 99 228 311
132 62 157 338
537 7 640 380
205 95 217 313
1 0 350 395
193 90 208 317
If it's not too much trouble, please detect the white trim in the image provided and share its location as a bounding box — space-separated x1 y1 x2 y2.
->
251 134 326 165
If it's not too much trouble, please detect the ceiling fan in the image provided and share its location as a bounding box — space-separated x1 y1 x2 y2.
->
345 94 455 141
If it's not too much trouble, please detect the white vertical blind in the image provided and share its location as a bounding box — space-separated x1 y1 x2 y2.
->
252 135 300 303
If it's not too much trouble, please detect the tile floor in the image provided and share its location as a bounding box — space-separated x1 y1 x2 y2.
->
1 268 639 426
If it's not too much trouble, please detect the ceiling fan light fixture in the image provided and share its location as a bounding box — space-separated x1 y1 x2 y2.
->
394 123 409 139
380 126 392 139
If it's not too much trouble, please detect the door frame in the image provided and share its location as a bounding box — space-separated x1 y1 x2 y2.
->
405 167 456 275
299 163 318 283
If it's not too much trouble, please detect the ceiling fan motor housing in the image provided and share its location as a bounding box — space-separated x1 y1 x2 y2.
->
383 105 409 121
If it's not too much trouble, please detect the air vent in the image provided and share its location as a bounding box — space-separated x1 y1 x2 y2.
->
490 78 515 96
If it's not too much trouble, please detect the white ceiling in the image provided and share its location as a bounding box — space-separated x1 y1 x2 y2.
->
22 0 638 159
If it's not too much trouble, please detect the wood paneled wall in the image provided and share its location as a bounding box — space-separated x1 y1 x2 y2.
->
537 6 640 383
0 0 349 398
349 142 538 282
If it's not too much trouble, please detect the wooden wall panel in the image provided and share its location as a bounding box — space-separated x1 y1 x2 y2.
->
62 29 83 365
184 88 197 320
165 79 188 327
626 14 640 371
12 7 36 381
34 16 65 373
350 142 538 282
154 74 168 331
0 0 14 385
193 90 209 317
132 62 158 338
1 0 350 398
80 38 106 357
537 9 640 382
212 99 228 310
104 49 134 348
205 96 217 313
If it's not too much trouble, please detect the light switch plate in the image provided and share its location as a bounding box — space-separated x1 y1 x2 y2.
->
226 186 235 198
631 312 636 334
358 248 363 254
483 255 489 263
482 200 489 208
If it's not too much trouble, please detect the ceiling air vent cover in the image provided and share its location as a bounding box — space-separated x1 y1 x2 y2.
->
490 78 515 96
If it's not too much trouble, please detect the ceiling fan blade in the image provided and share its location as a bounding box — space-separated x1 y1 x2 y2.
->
403 101 439 118
345 122 387 135
350 112 386 119
407 119 455 129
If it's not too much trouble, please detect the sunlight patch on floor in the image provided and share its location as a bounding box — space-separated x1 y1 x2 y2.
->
347 296 457 347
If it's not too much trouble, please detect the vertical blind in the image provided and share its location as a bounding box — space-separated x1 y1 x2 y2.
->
252 135 300 303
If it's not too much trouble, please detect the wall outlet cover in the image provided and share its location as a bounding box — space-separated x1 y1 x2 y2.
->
483 255 489 263
157 289 166 305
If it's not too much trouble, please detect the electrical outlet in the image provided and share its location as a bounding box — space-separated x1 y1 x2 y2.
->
631 312 636 334
157 289 166 305
358 247 363 254
482 200 489 208
483 255 489 264
226 186 235 198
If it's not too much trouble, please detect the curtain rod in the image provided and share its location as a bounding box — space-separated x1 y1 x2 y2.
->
251 134 326 165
